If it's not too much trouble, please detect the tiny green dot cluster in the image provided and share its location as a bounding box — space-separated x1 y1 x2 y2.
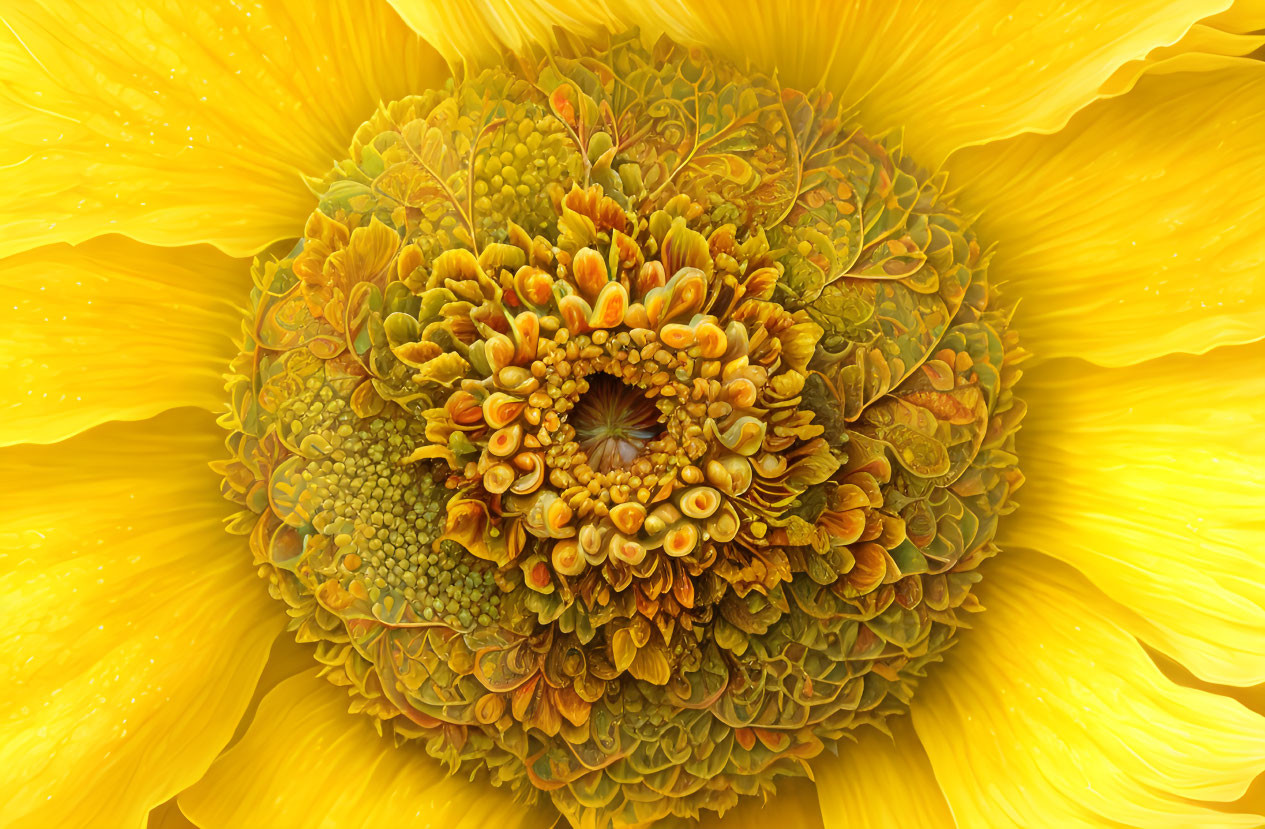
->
472 112 580 235
284 378 500 629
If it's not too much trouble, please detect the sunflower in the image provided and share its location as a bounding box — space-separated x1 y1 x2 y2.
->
3 2 1264 828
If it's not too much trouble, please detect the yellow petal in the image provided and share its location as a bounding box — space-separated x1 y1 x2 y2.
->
0 1 447 259
947 59 1265 366
0 409 281 829
1204 0 1265 31
0 237 249 447
1006 342 1265 685
912 550 1265 828
179 670 558 829
385 0 622 69
225 632 318 749
693 778 824 829
814 716 955 829
1096 2 1265 106
388 0 1229 164
1148 651 1265 820
1100 24 1265 95
147 800 197 829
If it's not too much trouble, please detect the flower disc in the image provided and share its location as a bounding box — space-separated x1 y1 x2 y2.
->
219 30 1025 827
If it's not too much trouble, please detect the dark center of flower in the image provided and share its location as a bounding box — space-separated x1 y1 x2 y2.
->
568 372 662 472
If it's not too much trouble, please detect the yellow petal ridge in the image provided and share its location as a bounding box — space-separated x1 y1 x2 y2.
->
1008 342 1265 685
946 59 1265 366
1101 23 1265 95
912 550 1265 828
179 670 559 829
814 716 956 829
0 236 250 447
1204 0 1265 31
0 409 281 829
0 1 448 259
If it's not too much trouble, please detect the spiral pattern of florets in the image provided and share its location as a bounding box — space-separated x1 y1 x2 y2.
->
218 30 1025 829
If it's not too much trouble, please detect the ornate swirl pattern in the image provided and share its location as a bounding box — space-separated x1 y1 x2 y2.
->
218 30 1025 827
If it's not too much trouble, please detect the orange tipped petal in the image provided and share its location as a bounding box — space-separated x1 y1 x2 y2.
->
488 423 524 457
545 497 575 535
659 323 696 349
678 486 721 519
558 293 593 334
515 265 555 306
447 390 485 426
658 267 708 325
609 502 648 535
513 312 541 362
484 462 517 494
635 260 666 298
509 454 546 495
623 303 651 330
551 539 586 576
663 524 700 558
485 333 517 374
725 378 759 408
588 281 629 329
694 321 728 358
609 534 648 565
483 392 526 429
572 247 610 300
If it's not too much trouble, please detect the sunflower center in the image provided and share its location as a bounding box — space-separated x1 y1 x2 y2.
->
217 29 1025 829
569 372 661 472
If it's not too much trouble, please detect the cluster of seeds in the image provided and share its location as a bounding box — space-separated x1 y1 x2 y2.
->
264 367 501 630
301 416 500 630
472 115 578 234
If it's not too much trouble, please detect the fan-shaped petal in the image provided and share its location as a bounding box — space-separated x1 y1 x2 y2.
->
912 550 1265 828
946 59 1265 365
0 409 280 829
0 237 250 446
1006 342 1265 685
0 0 447 259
